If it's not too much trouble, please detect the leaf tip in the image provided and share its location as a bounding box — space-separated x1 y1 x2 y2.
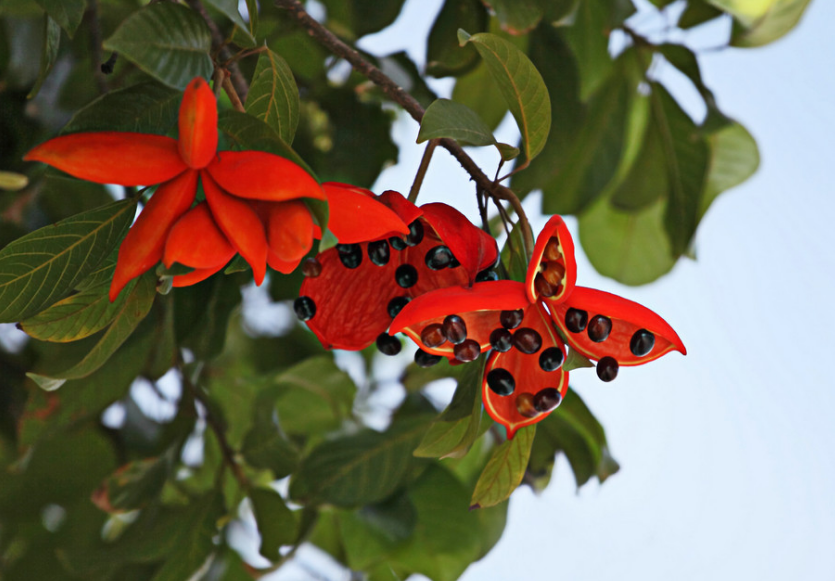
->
457 29 471 47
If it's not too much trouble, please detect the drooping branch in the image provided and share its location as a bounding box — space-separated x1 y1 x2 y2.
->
274 0 535 257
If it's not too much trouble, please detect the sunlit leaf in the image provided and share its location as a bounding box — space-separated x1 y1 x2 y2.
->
246 49 300 144
470 425 535 508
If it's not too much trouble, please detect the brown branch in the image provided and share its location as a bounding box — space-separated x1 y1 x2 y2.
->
222 74 246 112
186 0 249 102
274 0 535 258
408 138 439 203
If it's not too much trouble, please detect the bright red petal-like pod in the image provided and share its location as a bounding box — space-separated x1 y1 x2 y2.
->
207 151 326 202
178 77 218 169
323 182 409 243
109 170 198 301
202 171 268 285
548 286 687 367
164 202 235 269
263 200 314 264
172 265 227 287
24 133 186 186
525 215 576 304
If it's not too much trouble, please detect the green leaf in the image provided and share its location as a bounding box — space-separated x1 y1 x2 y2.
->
203 0 255 45
0 171 28 191
727 0 812 46
426 0 487 78
241 421 300 478
33 0 84 37
320 0 407 39
470 425 535 508
94 450 174 513
459 31 551 166
26 273 156 388
61 82 181 135
175 273 242 359
249 487 297 561
414 358 484 459
657 43 717 110
290 416 430 507
529 388 619 490
562 0 613 101
679 0 724 28
103 3 213 90
499 218 529 283
0 199 136 323
246 49 300 144
378 51 440 110
563 348 594 371
483 0 544 34
609 117 668 211
27 13 59 99
417 98 496 147
700 120 759 218
452 61 508 131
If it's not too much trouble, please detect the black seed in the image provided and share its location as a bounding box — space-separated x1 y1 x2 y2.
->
516 393 538 417
454 339 480 362
389 236 407 251
539 347 564 372
513 328 542 354
534 273 557 298
376 333 401 356
395 264 418 288
486 368 515 396
500 309 524 330
421 323 446 348
476 269 499 282
448 255 461 268
587 314 612 343
533 388 562 412
301 257 322 278
336 243 362 269
442 315 467 344
565 308 588 333
387 296 411 318
294 296 316 321
415 348 442 368
630 329 655 357
596 356 619 382
489 328 513 352
405 220 424 246
368 240 390 266
425 245 453 270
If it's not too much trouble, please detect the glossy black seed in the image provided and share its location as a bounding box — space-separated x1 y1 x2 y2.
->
587 314 612 343
395 264 418 288
376 333 401 356
500 309 524 330
533 388 562 412
448 255 461 268
489 328 513 352
425 245 453 270
442 315 467 344
516 393 538 417
301 257 322 278
486 368 515 396
389 236 407 251
405 220 424 246
415 348 442 368
387 296 411 318
476 269 499 282
596 356 619 382
337 243 362 269
421 323 446 348
368 240 390 266
565 308 588 333
293 296 316 321
513 328 542 354
534 273 557 297
454 339 481 362
630 329 655 357
539 347 564 372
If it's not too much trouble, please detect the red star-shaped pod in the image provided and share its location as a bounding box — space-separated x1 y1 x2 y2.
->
390 281 569 438
525 215 576 304
296 190 499 350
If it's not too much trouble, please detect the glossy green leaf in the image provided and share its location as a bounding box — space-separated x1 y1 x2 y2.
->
27 13 59 99
0 199 136 323
470 425 535 508
290 416 430 507
250 487 297 561
61 82 181 135
246 49 300 144
103 3 213 90
33 0 84 37
414 358 484 459
426 0 487 77
528 388 619 490
417 98 496 147
700 120 759 218
459 30 551 165
204 0 255 45
27 273 156 389
483 0 544 34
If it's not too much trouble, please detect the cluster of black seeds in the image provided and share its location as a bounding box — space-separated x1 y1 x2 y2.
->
486 367 563 417
415 314 482 363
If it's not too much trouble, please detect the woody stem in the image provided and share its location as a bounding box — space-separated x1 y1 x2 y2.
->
274 0 535 259
409 138 439 203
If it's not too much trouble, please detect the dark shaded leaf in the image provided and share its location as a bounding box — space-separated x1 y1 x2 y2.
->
204 0 254 44
175 273 242 360
93 450 175 513
321 0 407 39
678 0 723 28
378 51 439 110
246 49 300 144
27 14 59 99
562 0 613 100
33 0 84 37
250 487 297 561
470 425 535 508
499 219 527 282
61 82 181 135
242 421 300 478
426 0 487 77
483 0 544 34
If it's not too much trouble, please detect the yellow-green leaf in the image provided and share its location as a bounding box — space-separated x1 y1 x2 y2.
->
470 425 535 509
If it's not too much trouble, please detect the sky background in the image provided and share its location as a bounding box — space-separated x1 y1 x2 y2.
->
342 1 835 580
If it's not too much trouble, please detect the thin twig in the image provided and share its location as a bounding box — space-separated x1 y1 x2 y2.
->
408 138 439 203
274 0 535 260
222 74 246 112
